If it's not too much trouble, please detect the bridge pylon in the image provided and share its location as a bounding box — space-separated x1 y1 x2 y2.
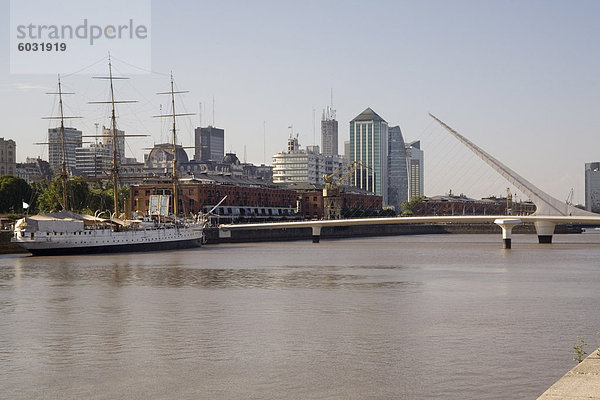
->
430 114 597 244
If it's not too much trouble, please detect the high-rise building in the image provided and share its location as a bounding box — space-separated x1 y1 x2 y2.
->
321 106 338 156
585 162 600 213
48 127 82 175
272 136 344 185
0 138 16 176
387 126 409 211
406 140 424 199
195 126 224 162
349 108 389 204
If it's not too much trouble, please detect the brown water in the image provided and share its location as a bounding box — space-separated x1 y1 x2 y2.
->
1 233 600 399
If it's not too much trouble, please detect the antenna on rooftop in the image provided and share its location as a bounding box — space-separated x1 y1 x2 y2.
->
199 101 202 127
330 88 333 109
312 107 315 145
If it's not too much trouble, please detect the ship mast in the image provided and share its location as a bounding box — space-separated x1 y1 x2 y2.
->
57 77 69 211
155 73 194 217
89 55 137 218
170 75 179 216
40 75 80 211
108 59 120 217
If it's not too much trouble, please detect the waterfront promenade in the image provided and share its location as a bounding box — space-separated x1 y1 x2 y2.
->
538 348 600 399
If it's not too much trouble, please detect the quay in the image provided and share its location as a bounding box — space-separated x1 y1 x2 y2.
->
537 348 600 399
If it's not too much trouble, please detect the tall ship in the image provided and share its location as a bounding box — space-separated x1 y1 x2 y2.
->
12 58 206 256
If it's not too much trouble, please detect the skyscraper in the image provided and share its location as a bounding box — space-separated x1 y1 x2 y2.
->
405 140 424 199
195 126 225 162
387 126 408 211
349 108 389 204
321 106 338 156
585 162 600 213
48 127 82 175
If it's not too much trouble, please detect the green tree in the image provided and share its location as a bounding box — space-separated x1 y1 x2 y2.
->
68 177 91 212
401 196 427 217
28 181 49 214
84 182 113 215
0 175 33 213
37 177 91 213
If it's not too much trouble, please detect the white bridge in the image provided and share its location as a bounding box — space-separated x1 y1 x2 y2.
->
220 115 600 248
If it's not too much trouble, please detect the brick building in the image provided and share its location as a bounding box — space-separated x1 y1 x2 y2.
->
411 194 536 216
130 180 298 221
298 190 383 219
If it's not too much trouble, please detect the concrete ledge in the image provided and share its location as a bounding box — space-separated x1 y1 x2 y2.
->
537 348 600 399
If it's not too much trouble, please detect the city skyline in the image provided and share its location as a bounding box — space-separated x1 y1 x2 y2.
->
1 0 599 204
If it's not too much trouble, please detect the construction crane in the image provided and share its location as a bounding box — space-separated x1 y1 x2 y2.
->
322 161 365 220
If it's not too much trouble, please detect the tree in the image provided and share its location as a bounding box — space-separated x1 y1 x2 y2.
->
0 175 32 213
84 182 113 215
68 177 91 212
401 196 427 217
37 177 91 213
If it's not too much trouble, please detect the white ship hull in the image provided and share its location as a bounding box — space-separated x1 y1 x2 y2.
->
12 211 204 256
13 227 203 256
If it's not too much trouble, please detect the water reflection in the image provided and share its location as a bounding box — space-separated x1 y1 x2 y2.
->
0 253 418 290
3 257 418 290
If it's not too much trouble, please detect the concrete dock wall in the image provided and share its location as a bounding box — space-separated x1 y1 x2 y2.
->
537 347 600 399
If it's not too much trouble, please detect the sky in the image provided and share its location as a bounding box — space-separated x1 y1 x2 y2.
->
1 0 599 204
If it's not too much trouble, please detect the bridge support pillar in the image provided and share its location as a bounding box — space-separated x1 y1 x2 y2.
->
534 220 555 244
494 218 522 249
312 226 321 243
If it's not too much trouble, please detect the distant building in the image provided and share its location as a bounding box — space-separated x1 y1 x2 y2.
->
48 127 82 175
321 106 338 156
102 125 125 165
144 143 190 175
130 181 298 223
585 162 600 213
139 144 272 186
272 136 344 185
75 143 112 178
0 138 16 176
411 193 535 216
195 126 225 162
297 188 382 220
349 108 389 204
16 157 52 183
387 126 409 211
406 140 424 199
344 140 350 161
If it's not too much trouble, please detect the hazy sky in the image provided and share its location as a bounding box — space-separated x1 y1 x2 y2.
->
1 0 599 204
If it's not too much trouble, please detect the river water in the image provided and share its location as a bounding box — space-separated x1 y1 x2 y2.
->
1 233 600 399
